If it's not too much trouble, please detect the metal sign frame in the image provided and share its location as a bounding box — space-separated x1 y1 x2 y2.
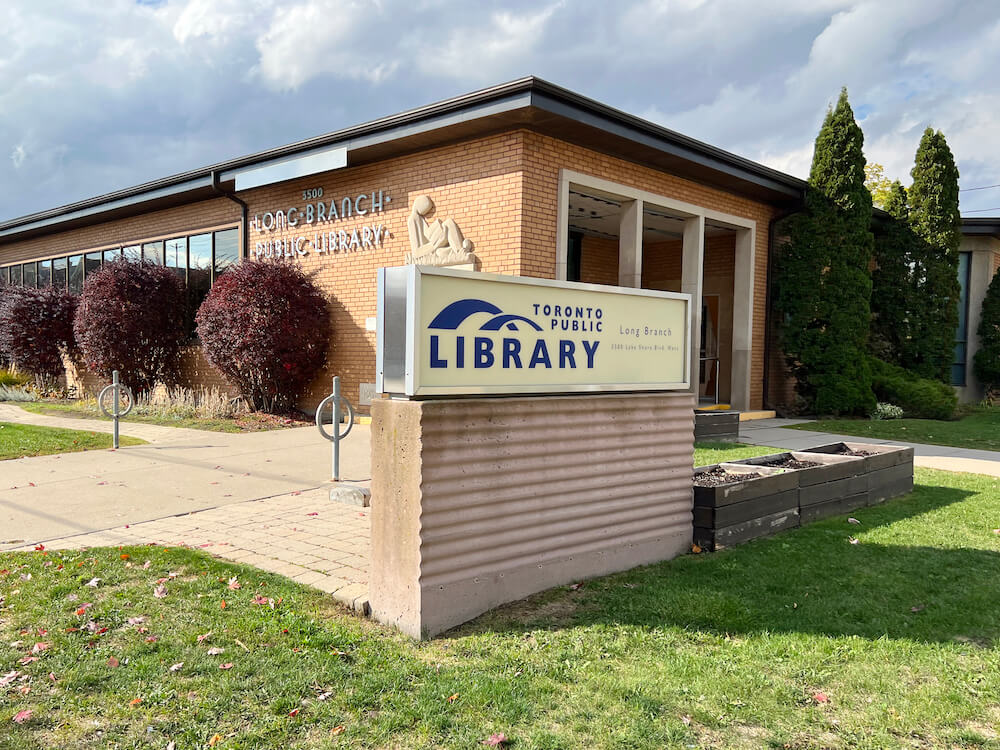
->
377 265 691 398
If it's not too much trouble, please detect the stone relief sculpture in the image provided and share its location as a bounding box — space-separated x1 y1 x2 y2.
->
405 195 477 267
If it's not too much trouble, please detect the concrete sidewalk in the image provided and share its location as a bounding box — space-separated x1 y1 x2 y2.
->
739 417 1000 477
0 403 371 548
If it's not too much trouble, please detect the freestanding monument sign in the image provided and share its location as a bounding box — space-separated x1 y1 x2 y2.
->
371 266 695 638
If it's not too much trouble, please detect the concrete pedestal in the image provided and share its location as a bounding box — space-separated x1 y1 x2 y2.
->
369 392 696 638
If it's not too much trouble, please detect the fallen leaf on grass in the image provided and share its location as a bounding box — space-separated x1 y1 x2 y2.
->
19 657 38 665
75 603 93 615
48 673 55 682
234 639 250 652
691 543 702 554
107 657 120 668
330 726 345 736
911 604 926 613
197 632 213 643
129 698 142 706
209 734 223 747
127 617 146 625
483 733 508 747
227 577 241 590
153 584 168 599
220 599 227 610
447 693 459 703
219 663 234 670
207 647 224 656
31 642 49 654
813 692 829 704
0 671 19 688
145 636 159 643
169 663 183 672
142 561 151 569
12 709 32 724
288 708 300 717
848 537 860 545
316 691 332 701
848 518 860 525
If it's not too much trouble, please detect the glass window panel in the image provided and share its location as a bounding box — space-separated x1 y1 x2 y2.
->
84 252 102 279
37 260 52 288
143 241 164 265
68 255 83 294
1 267 8 285
10 265 22 286
122 245 142 263
52 256 67 289
165 237 187 282
103 248 121 264
213 228 239 279
956 252 971 340
22 263 36 288
188 233 212 316
952 363 966 386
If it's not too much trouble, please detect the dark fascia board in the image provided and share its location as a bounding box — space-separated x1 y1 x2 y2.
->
962 217 1000 238
0 76 807 244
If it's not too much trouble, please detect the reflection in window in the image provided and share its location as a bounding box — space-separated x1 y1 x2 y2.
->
37 260 52 288
143 241 164 265
52 257 67 289
1 267 8 285
188 233 212 327
68 255 83 294
104 248 121 264
84 252 102 279
165 237 187 283
22 263 36 288
123 245 142 262
10 265 22 286
214 228 239 279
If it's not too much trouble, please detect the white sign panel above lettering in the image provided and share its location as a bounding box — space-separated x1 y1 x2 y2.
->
376 266 691 397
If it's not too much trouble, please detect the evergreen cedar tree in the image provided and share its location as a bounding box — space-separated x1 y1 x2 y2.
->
74 259 186 393
871 181 916 363
974 268 1000 394
774 88 875 415
0 284 78 383
195 260 330 413
902 128 962 383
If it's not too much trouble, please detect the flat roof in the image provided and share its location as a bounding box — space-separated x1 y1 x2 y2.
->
0 77 807 245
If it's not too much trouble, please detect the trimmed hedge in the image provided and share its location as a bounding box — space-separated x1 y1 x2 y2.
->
869 357 957 420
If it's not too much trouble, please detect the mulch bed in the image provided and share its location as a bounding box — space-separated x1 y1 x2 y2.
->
758 457 820 470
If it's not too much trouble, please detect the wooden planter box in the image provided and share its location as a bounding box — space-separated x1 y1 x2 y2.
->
735 451 867 523
799 442 914 506
693 463 799 550
694 410 740 442
693 443 913 551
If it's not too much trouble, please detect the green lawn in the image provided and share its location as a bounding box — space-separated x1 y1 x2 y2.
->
0 422 144 460
17 401 310 433
789 405 1000 452
4 467 999 749
694 441 779 467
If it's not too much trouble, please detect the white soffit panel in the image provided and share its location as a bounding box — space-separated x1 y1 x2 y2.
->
233 146 348 191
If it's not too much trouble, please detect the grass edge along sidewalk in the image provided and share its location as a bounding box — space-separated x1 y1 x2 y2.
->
3 467 999 749
788 405 1000 453
0 421 144 461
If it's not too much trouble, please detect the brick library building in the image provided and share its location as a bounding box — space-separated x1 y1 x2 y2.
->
1 78 997 414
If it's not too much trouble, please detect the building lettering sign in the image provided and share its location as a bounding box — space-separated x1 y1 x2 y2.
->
376 265 690 397
251 188 392 259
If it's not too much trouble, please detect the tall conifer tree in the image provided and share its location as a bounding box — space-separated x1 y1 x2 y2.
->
774 89 875 414
870 181 915 362
902 128 962 382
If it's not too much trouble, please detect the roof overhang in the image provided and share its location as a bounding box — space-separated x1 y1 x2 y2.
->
0 77 806 246
962 217 1000 239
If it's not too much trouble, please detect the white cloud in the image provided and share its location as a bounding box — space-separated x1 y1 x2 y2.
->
1 0 999 220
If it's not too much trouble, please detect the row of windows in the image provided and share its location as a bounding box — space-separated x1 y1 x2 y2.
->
0 227 240 298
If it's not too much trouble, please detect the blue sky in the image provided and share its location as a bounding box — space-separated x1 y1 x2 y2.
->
2 0 999 221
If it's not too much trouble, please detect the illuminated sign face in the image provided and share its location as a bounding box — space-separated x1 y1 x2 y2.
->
377 266 690 397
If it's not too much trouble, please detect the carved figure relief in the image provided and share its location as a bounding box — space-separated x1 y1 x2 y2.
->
405 195 477 267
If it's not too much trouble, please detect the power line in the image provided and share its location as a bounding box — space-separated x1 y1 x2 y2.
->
962 206 1000 213
960 184 1000 192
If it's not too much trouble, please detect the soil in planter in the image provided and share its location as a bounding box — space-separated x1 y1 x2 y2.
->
758 457 820 470
826 446 876 457
694 467 762 487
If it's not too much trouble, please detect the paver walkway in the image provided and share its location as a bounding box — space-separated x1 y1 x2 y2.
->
739 417 1000 477
1 403 372 612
